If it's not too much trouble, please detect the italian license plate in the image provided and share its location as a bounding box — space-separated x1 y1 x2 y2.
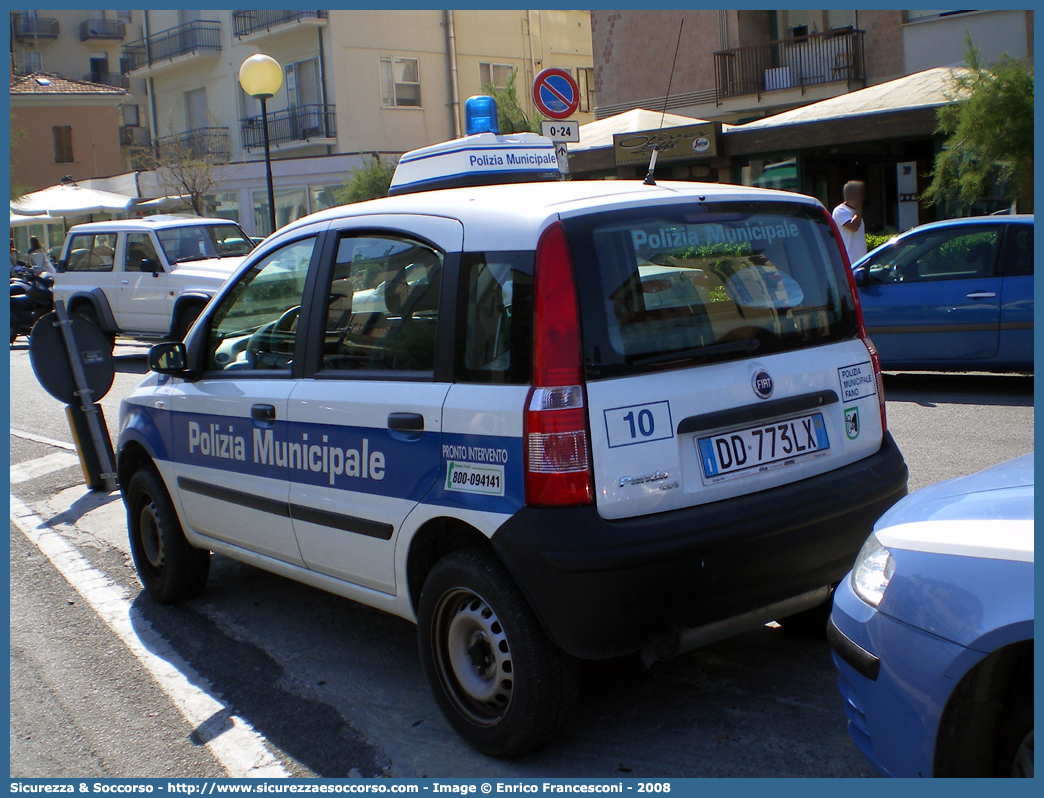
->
697 413 830 483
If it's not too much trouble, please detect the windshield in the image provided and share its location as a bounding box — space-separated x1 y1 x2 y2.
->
565 201 860 379
156 223 254 264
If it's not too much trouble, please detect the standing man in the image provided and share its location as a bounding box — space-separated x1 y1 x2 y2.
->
832 181 867 264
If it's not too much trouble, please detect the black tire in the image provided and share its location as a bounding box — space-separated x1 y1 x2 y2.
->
72 303 117 351
10 318 18 344
417 548 579 757
778 589 835 638
997 687 1033 777
173 303 203 341
125 466 210 603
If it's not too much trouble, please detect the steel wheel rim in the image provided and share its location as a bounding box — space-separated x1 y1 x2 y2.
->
432 588 513 726
138 499 164 570
1011 730 1034 777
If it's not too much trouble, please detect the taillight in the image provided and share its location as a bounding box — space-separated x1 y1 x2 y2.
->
525 223 594 507
821 207 888 434
862 336 888 434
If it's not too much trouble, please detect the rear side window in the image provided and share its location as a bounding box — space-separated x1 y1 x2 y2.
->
319 235 443 374
565 202 860 379
1001 225 1032 276
455 252 533 384
64 233 117 272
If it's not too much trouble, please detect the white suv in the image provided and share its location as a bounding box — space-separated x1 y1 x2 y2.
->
118 140 908 757
54 215 254 343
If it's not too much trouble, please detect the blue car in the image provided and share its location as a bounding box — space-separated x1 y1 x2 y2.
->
852 216 1033 372
829 454 1034 777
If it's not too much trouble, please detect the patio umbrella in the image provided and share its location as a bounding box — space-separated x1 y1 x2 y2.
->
11 183 136 217
10 210 58 227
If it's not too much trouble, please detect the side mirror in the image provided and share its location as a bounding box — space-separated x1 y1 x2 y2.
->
852 266 869 287
141 257 162 275
149 341 189 375
56 260 68 273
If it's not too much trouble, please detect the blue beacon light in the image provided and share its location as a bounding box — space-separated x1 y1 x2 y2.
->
465 95 499 135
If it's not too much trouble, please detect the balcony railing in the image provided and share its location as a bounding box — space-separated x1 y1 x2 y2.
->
80 18 126 41
13 16 60 40
241 104 337 150
122 20 221 72
85 72 130 89
231 10 327 38
714 29 866 102
156 127 230 163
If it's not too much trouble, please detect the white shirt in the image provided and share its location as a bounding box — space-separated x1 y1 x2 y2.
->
832 203 867 263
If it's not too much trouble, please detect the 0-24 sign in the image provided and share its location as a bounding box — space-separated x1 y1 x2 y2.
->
541 120 579 143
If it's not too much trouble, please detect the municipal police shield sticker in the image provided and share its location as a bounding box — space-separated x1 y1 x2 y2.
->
844 406 860 440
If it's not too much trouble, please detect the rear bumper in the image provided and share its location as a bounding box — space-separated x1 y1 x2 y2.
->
491 433 908 659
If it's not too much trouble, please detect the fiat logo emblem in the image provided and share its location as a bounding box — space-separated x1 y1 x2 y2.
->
752 369 773 399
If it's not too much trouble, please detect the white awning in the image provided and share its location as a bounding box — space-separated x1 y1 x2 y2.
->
734 67 969 131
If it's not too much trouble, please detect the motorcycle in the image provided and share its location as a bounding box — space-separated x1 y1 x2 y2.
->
10 264 55 344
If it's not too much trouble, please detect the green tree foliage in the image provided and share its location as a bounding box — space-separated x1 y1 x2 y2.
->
335 156 396 205
924 40 1034 213
482 69 541 134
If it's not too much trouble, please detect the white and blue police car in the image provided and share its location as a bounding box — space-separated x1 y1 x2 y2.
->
117 97 908 756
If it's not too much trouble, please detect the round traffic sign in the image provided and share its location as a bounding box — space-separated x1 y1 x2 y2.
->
532 68 580 120
29 313 115 404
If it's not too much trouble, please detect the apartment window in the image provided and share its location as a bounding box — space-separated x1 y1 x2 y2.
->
479 62 515 90
286 57 321 108
576 67 595 113
53 126 74 164
123 104 140 127
117 9 132 22
23 50 41 73
827 10 856 30
380 57 421 107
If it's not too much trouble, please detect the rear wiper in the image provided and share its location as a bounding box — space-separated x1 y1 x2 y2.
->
633 338 759 367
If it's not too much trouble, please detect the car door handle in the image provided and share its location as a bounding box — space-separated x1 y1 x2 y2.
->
966 292 997 299
388 412 424 432
251 404 276 422
121 279 129 284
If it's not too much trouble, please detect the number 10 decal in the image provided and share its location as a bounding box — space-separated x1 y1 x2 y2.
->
603 401 674 448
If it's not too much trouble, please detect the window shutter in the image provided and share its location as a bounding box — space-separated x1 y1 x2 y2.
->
827 10 856 29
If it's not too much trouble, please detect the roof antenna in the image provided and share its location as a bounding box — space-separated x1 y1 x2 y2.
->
644 17 685 186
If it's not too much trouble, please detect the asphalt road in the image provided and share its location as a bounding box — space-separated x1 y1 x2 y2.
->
8 338 1034 778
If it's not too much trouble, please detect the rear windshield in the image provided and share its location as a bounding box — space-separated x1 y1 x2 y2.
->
564 201 860 379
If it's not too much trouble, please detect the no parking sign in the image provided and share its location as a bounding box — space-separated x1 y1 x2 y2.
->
532 68 580 120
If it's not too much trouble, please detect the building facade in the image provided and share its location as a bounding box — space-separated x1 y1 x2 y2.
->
117 9 593 235
10 73 127 193
590 9 1033 228
592 9 1033 124
9 9 152 171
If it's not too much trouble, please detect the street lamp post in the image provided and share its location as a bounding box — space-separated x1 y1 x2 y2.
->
238 54 283 236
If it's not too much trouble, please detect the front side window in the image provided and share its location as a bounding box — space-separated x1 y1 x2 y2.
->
320 235 442 373
124 233 161 272
205 237 315 372
380 57 421 107
862 227 1001 284
64 233 116 272
565 202 860 379
156 223 253 264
